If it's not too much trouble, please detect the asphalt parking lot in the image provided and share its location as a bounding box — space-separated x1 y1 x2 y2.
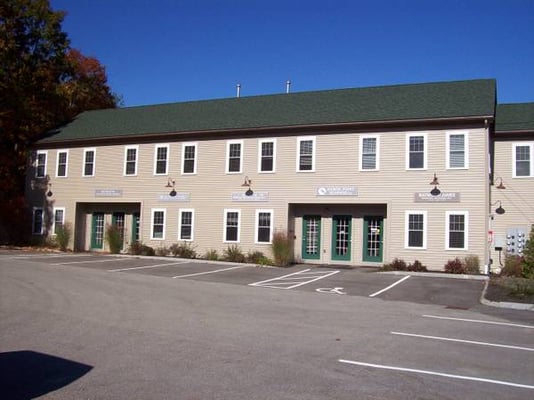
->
1 250 488 309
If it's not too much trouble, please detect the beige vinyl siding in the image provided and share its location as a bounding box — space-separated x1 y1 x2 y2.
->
27 126 490 268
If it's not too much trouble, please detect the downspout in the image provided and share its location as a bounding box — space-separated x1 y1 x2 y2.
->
485 118 492 275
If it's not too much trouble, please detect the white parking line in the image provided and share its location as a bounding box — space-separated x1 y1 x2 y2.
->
422 315 534 329
10 253 93 259
391 331 534 352
338 359 534 390
172 265 250 278
52 258 131 265
249 269 340 290
109 261 189 272
369 275 410 297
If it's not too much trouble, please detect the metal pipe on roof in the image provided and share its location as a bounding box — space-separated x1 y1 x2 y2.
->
286 80 291 94
236 83 241 98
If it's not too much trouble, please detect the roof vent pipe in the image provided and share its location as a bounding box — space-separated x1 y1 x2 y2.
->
286 80 291 94
236 83 241 98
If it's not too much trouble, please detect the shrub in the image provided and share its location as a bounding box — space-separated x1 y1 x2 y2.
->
464 254 481 274
55 222 72 251
383 258 407 271
521 227 534 279
408 260 427 272
246 250 272 265
501 255 524 277
169 242 197 258
444 257 466 274
128 241 155 256
223 245 246 263
271 231 293 267
204 249 218 261
106 224 123 254
156 246 170 257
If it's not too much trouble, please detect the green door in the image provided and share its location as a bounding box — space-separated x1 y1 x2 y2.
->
112 212 125 250
363 216 383 262
132 212 140 243
91 212 105 249
331 215 351 261
302 215 321 260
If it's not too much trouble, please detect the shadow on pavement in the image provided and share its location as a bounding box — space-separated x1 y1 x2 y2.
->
0 350 92 399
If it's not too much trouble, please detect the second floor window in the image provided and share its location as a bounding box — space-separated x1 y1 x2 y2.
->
182 143 197 174
154 145 169 175
226 141 242 173
259 140 275 172
297 136 315 172
360 136 378 170
83 149 95 176
36 151 47 177
513 143 533 177
56 150 68 177
124 146 138 176
407 134 426 169
447 132 468 169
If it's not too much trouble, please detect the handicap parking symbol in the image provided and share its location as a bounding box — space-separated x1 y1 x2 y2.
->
316 287 346 295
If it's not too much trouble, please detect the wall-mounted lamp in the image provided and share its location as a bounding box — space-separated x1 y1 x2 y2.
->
429 173 441 196
165 178 176 197
46 182 53 197
493 200 506 215
495 177 506 190
241 176 253 196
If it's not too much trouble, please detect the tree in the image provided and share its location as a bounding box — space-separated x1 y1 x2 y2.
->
0 0 118 243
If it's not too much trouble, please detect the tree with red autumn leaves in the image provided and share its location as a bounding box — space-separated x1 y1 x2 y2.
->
0 0 119 243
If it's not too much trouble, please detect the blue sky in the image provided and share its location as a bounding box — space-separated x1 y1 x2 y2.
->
51 0 534 107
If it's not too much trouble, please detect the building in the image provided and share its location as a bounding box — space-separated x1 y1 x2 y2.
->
26 79 534 271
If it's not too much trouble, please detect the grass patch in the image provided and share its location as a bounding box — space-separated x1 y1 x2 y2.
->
487 277 534 303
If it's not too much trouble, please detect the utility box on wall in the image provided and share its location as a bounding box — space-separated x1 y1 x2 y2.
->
506 227 528 256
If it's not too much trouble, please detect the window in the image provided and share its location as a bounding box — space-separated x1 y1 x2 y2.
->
182 143 197 174
124 146 138 176
179 209 194 241
255 210 273 243
224 209 240 242
226 140 242 173
83 148 96 176
447 131 468 169
360 135 379 170
35 151 47 178
56 150 68 177
154 144 169 175
446 211 468 250
53 208 65 234
405 211 426 249
406 134 427 169
513 143 533 177
32 208 44 235
258 139 276 173
297 136 315 172
151 209 166 240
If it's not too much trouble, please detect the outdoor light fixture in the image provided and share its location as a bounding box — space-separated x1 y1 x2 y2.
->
165 178 176 197
494 200 506 215
495 177 506 190
241 176 253 196
46 182 53 197
429 173 441 196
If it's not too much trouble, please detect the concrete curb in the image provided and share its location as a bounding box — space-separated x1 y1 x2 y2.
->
480 279 534 311
378 270 489 280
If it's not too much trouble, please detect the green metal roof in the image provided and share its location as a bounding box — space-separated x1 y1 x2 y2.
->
495 103 534 133
40 79 496 144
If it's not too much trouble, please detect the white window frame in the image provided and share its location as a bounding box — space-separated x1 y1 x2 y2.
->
32 207 44 235
35 150 47 178
153 144 169 175
405 133 427 170
150 208 166 240
512 142 534 178
52 207 65 235
181 142 198 175
223 209 241 243
123 145 139 176
255 209 273 244
296 136 316 172
82 148 96 177
178 208 195 241
446 130 469 169
258 139 276 173
359 135 380 171
405 211 427 249
226 140 243 174
446 211 469 250
56 150 68 178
